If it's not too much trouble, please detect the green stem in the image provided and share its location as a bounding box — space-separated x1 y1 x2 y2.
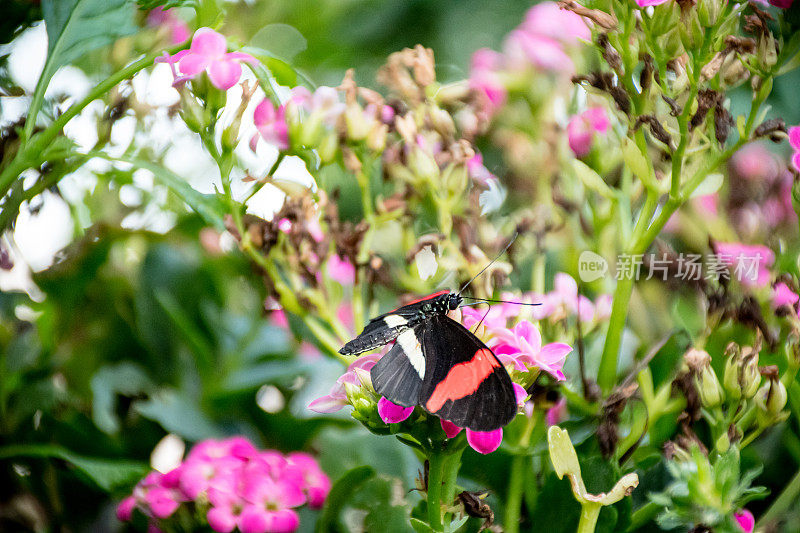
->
626 501 660 532
504 455 527 533
577 503 602 533
757 466 800 528
1 45 185 203
427 452 445 531
441 447 464 530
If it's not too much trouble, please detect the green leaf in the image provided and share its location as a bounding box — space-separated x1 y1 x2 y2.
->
317 466 375 533
134 389 220 441
409 518 436 533
91 362 155 434
0 444 148 492
250 24 307 62
28 0 137 137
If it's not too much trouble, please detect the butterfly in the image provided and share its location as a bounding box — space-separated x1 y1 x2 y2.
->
339 290 518 431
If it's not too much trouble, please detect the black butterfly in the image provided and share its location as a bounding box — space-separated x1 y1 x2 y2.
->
339 290 517 431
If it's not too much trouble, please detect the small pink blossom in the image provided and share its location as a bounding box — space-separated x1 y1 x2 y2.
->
326 255 356 284
547 273 596 323
155 28 258 90
714 242 775 288
522 2 591 43
734 509 755 533
636 0 670 6
772 282 799 309
505 31 574 73
467 153 497 186
469 49 507 118
466 428 503 454
731 143 781 182
147 7 190 44
790 126 800 172
287 452 331 509
567 107 610 158
490 320 572 380
252 99 290 151
769 0 793 7
308 354 380 413
377 396 415 423
546 398 568 426
116 496 136 521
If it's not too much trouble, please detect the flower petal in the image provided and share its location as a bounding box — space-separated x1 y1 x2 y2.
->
178 53 209 77
307 395 346 414
207 59 242 90
466 428 503 454
377 397 414 424
789 126 800 150
190 27 227 59
441 419 463 439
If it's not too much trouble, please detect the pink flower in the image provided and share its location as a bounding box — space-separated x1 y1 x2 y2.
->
714 242 775 288
308 354 380 413
772 282 799 309
466 428 503 454
731 143 781 182
567 107 610 157
522 2 590 43
636 0 670 6
546 398 568 426
252 99 290 151
467 153 497 186
155 28 258 90
469 49 507 118
147 7 190 44
326 255 356 284
789 126 800 172
546 273 596 323
769 0 793 7
490 320 572 380
460 305 510 335
287 452 331 509
505 31 574 73
734 509 755 533
116 496 137 521
377 396 415 424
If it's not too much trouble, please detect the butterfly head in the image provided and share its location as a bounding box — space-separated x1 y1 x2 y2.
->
445 292 462 310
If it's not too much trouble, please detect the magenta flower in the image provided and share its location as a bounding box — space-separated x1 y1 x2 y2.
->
772 282 799 309
155 28 258 90
326 255 356 285
789 126 800 172
118 437 328 533
769 0 793 7
490 320 572 380
440 419 463 439
567 107 611 158
440 420 505 454
636 0 671 6
252 99 290 151
521 2 590 44
731 143 781 182
714 242 775 288
547 273 597 323
467 428 503 454
377 396 415 423
734 509 755 533
287 452 331 509
467 153 497 186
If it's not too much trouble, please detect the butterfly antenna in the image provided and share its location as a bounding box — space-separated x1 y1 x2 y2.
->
457 233 518 296
472 306 492 335
462 296 541 307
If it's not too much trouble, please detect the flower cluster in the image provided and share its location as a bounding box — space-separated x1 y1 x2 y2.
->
309 302 574 454
116 437 330 533
469 2 589 119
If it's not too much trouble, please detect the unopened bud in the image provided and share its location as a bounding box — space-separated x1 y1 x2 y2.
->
741 351 761 399
756 372 787 423
298 112 325 148
179 89 206 133
723 351 743 401
366 123 388 152
696 365 724 408
407 146 440 182
345 104 371 142
317 131 339 165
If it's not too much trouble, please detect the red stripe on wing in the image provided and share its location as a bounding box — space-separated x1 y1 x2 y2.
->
425 348 499 412
392 290 450 312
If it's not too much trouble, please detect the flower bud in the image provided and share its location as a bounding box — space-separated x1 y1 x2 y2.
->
316 131 339 165
407 146 440 182
179 88 206 133
696 365 724 408
723 351 743 401
740 351 761 399
366 123 388 153
298 112 325 148
756 378 787 418
344 104 371 142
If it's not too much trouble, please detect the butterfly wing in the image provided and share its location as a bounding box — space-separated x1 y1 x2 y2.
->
418 314 517 431
370 325 427 407
339 291 450 356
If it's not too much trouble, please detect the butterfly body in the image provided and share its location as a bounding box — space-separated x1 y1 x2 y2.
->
339 291 517 431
